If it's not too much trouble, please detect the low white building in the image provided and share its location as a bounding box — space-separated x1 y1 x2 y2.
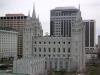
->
0 27 18 60
13 57 46 75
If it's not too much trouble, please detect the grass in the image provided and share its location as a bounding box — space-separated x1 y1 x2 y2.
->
52 71 77 75
86 61 100 75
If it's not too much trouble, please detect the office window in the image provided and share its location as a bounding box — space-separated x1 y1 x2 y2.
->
63 48 65 52
39 54 41 57
44 48 46 52
48 48 51 52
39 42 41 44
44 54 46 57
39 48 41 52
35 41 36 44
53 48 55 52
44 42 46 44
68 42 70 44
58 48 60 52
54 42 55 44
63 42 65 44
53 55 55 57
58 42 60 44
49 42 50 44
48 55 51 57
34 48 36 52
68 48 70 53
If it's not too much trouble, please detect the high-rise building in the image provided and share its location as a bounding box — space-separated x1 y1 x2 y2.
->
50 7 80 37
98 35 100 49
83 20 95 62
83 20 95 53
0 14 28 58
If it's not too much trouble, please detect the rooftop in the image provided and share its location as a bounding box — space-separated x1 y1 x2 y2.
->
6 14 25 17
52 7 79 11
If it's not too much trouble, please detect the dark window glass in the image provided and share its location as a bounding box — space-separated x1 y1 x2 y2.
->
44 48 46 52
63 48 65 52
39 54 41 57
90 22 94 47
39 42 41 44
44 54 46 57
58 48 60 52
1 17 3 19
44 42 46 44
61 20 63 36
39 48 41 52
85 22 89 47
11 17 13 19
49 42 50 44
24 16 27 19
17 16 20 19
58 42 60 44
54 42 55 44
68 48 70 53
35 41 37 44
69 20 71 37
21 16 23 19
48 55 51 57
50 21 54 36
53 48 55 52
68 42 70 44
63 42 65 44
14 17 16 19
34 48 36 52
4 17 6 19
49 48 51 52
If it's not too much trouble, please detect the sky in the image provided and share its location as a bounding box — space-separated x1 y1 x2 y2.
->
0 0 100 43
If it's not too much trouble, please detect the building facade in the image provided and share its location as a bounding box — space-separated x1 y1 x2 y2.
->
50 7 80 37
83 20 95 62
98 35 100 49
0 14 28 58
0 27 18 60
13 57 46 75
23 7 85 72
83 20 95 54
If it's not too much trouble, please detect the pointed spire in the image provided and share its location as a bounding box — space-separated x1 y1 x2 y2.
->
27 10 30 20
28 10 30 17
37 15 39 21
78 4 80 11
32 3 36 19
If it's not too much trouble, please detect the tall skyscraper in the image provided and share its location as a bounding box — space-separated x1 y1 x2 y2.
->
50 7 80 37
83 20 95 53
0 14 28 58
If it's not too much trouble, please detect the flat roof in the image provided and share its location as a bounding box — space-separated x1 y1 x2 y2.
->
6 14 25 17
51 7 79 11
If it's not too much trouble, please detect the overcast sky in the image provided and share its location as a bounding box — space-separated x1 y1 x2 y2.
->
0 0 100 43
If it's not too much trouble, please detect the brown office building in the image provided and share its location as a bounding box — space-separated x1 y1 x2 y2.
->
0 14 28 58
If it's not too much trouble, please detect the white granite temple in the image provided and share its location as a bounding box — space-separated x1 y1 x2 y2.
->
13 6 86 75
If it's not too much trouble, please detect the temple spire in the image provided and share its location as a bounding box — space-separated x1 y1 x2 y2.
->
78 4 80 11
26 10 30 20
32 3 36 19
28 10 30 17
37 15 39 21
